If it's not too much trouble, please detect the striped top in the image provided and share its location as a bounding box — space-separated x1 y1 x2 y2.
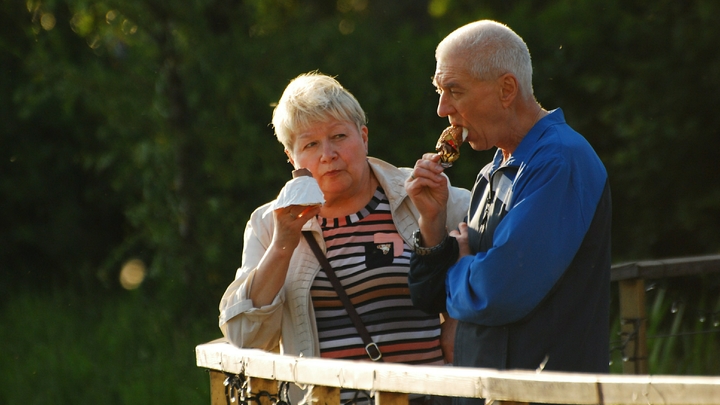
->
312 187 444 366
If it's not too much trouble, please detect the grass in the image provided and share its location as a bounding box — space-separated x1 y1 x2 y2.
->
609 274 720 375
0 288 221 405
644 275 720 375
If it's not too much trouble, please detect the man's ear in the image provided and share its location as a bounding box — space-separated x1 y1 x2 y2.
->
498 73 518 108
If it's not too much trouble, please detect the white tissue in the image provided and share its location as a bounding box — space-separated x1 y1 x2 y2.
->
264 176 325 217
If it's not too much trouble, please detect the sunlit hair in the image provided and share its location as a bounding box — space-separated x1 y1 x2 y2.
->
271 71 367 149
436 20 534 100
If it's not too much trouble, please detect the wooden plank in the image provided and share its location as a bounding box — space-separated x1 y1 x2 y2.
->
248 377 277 405
375 391 408 405
372 362 483 398
610 262 642 281
596 374 720 405
611 254 720 281
196 341 720 404
618 279 648 374
307 385 340 405
209 370 227 405
479 371 603 404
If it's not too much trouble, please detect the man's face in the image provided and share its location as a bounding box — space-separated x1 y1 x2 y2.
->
433 51 505 152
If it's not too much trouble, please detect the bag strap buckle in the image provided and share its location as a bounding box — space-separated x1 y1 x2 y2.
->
365 342 383 361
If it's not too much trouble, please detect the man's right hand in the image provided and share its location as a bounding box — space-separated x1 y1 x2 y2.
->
405 153 449 246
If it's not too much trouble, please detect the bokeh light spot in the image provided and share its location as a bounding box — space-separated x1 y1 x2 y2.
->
428 0 449 17
106 10 117 24
70 11 94 36
26 1 36 12
122 19 138 35
353 0 368 11
87 34 101 49
40 13 55 30
339 19 355 35
120 258 147 290
337 0 367 13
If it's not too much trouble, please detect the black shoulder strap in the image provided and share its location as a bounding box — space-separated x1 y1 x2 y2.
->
302 231 383 362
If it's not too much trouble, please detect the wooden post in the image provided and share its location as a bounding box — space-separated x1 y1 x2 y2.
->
618 278 648 374
248 377 278 405
375 391 408 405
209 370 227 405
309 385 341 405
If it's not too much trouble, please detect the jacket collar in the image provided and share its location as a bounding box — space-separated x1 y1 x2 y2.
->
492 108 566 169
367 156 410 212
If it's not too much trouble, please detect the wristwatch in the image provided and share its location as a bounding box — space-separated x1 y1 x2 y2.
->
412 229 448 256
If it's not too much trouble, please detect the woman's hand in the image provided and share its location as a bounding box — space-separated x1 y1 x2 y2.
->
271 204 321 251
250 204 320 307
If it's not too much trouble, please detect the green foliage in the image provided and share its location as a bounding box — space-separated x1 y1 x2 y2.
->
3 1 720 401
519 0 720 260
0 289 218 404
9 0 719 296
10 0 720 294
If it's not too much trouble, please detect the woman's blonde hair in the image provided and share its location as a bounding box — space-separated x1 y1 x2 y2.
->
271 71 367 149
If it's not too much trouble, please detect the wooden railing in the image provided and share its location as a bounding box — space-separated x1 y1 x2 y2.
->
196 339 720 405
197 254 720 404
611 254 720 375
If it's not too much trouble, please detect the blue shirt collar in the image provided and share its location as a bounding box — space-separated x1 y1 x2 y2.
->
491 108 565 169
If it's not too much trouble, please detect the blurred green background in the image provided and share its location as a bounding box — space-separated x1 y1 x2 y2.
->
2 0 720 403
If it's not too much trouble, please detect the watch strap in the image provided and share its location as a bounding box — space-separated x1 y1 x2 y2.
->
413 230 449 256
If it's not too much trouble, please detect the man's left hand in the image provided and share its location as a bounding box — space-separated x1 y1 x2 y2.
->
449 221 471 258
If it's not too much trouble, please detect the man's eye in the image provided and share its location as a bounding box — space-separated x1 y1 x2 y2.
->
333 133 346 139
303 142 317 149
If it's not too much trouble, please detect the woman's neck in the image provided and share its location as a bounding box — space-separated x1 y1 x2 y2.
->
319 166 378 219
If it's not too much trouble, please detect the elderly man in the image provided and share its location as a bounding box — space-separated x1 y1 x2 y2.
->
405 19 611 398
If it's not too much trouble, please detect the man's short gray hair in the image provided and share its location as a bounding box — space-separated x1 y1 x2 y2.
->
437 20 534 100
272 72 367 149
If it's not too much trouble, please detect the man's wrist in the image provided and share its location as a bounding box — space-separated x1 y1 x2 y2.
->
418 213 448 246
412 229 449 256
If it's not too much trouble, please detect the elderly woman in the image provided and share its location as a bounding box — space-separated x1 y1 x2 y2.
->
219 72 469 402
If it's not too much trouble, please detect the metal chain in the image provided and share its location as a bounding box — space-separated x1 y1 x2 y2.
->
223 373 291 405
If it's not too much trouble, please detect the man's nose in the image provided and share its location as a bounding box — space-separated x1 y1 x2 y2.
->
437 93 455 117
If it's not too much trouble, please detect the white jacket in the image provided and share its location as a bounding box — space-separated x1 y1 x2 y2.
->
219 157 471 358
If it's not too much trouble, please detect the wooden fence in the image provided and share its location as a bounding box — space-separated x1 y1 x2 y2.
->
195 340 720 405
611 254 720 374
196 254 720 404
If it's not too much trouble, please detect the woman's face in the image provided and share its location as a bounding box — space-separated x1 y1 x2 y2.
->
286 119 370 204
